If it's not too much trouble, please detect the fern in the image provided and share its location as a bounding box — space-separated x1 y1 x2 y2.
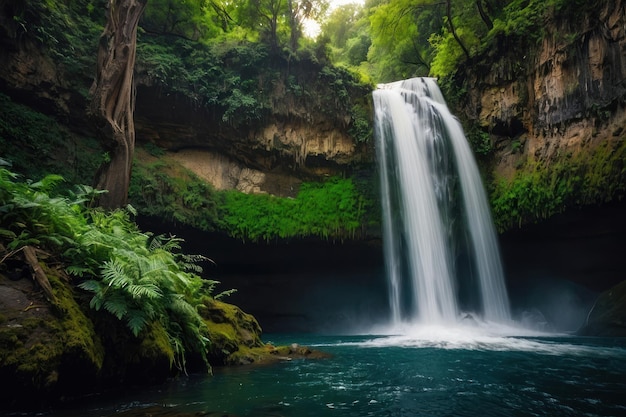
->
126 310 149 337
214 288 237 300
103 296 130 321
0 166 222 372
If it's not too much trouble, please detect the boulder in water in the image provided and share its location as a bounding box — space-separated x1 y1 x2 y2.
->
578 280 626 337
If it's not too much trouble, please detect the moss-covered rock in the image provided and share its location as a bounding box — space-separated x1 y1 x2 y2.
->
200 298 330 366
578 280 626 337
201 298 264 365
0 262 104 407
0 250 328 410
0 255 177 407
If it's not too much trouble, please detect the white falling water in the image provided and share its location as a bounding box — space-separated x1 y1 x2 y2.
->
373 77 511 326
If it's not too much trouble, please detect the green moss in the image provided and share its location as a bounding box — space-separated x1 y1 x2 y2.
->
201 299 264 365
136 323 175 367
46 269 105 371
490 138 626 231
0 328 22 351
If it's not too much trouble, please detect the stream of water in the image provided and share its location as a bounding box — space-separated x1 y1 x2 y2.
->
373 77 511 325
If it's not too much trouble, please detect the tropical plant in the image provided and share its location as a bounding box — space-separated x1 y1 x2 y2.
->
0 167 219 373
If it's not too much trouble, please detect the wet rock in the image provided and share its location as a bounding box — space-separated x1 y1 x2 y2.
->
578 280 626 337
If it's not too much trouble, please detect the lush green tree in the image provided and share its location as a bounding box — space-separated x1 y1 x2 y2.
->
237 0 287 51
368 0 444 81
141 0 233 41
321 2 371 67
286 0 328 51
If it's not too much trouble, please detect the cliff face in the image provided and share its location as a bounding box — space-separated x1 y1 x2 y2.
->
461 1 626 331
0 5 372 197
462 0 626 180
133 74 370 196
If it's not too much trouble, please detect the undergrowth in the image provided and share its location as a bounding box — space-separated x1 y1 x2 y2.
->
490 138 626 231
0 166 221 373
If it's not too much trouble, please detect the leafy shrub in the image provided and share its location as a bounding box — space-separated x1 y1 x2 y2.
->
0 167 216 372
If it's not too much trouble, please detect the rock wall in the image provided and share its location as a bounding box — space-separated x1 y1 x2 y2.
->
133 77 370 197
1 6 372 198
459 1 626 331
462 0 626 179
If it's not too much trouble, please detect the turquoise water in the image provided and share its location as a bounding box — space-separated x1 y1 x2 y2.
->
41 330 626 417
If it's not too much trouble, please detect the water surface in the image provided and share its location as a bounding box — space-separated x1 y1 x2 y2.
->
36 331 626 417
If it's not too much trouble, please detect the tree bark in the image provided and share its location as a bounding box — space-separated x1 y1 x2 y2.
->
90 0 147 210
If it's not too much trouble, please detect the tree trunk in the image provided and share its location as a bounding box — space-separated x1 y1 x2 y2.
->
476 0 493 30
446 0 471 60
90 0 147 210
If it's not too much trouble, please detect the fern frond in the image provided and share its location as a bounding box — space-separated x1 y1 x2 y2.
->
30 174 65 192
103 296 129 320
126 310 148 337
125 204 138 216
168 296 198 318
78 279 102 292
101 259 132 289
127 283 162 300
0 228 16 239
214 288 237 300
89 292 105 310
66 265 93 277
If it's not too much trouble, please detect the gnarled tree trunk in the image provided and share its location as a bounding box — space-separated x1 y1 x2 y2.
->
90 0 147 210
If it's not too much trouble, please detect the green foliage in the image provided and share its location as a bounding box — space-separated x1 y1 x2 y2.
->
76 226 211 372
0 168 99 253
129 153 221 232
0 167 218 373
130 151 376 242
142 0 232 41
349 104 373 143
490 139 626 231
137 36 271 127
367 0 441 81
219 176 368 242
465 124 493 157
7 0 104 94
321 2 371 70
429 31 466 79
0 94 102 185
317 65 372 118
323 0 595 82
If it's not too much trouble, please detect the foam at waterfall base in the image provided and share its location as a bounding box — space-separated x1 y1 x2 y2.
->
341 318 626 357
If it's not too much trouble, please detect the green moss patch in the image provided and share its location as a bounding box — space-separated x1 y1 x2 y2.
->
0 266 104 405
490 137 626 231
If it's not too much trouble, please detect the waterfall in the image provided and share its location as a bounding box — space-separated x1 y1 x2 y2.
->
373 77 511 325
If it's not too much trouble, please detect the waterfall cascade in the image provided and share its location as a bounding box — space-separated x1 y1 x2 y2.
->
373 77 511 326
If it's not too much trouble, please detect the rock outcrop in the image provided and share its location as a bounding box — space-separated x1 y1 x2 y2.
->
133 72 371 197
578 279 626 337
461 0 626 179
0 253 275 408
